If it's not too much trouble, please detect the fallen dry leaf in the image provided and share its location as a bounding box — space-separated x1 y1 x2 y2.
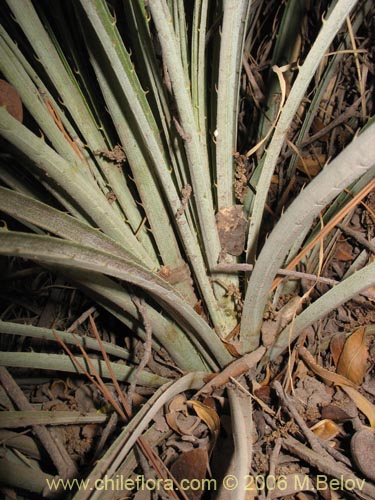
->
312 116 330 141
298 347 357 388
166 394 201 436
339 385 375 428
330 333 346 367
197 346 266 397
296 154 325 178
309 419 342 441
0 80 23 122
215 206 247 256
169 394 188 414
321 405 352 422
188 400 220 440
333 240 354 261
170 447 209 500
337 327 368 385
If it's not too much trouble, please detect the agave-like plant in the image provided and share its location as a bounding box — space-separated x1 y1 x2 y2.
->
0 0 375 498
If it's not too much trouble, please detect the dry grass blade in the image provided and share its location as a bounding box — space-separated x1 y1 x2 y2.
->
88 317 184 496
53 330 127 420
339 385 375 428
54 326 183 499
127 297 153 414
246 64 287 158
0 366 77 479
272 177 375 291
88 315 131 420
346 16 366 122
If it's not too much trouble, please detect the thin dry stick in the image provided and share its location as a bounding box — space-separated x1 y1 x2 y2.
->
287 218 325 395
88 316 131 419
72 345 127 420
213 263 338 286
346 17 366 122
86 319 183 499
266 438 282 500
282 435 375 499
272 177 375 291
282 97 362 162
273 380 331 459
92 412 118 462
67 306 96 333
0 366 77 479
337 222 375 254
53 331 126 420
128 297 153 413
317 436 353 468
194 346 266 398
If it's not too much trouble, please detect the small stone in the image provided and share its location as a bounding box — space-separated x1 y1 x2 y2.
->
351 429 375 481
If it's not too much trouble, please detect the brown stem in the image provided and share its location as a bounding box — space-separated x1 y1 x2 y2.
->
0 367 77 479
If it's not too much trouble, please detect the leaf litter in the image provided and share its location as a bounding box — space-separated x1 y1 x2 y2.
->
1 1 375 499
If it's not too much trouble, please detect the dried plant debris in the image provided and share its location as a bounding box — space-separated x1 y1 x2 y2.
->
216 205 247 256
1 1 375 498
176 184 192 218
158 263 193 288
337 327 369 386
234 153 251 202
94 144 126 167
0 79 23 123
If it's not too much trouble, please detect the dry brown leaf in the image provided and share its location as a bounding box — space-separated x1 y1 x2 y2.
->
188 400 220 439
312 117 330 141
337 327 368 385
169 394 188 414
339 385 375 428
166 394 200 436
309 419 342 441
298 347 357 388
222 338 242 358
254 385 272 404
333 240 354 261
296 154 326 178
165 411 200 436
201 396 216 410
0 80 23 122
330 333 346 367
188 400 221 450
196 346 266 397
321 405 352 422
170 448 209 500
215 206 247 256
